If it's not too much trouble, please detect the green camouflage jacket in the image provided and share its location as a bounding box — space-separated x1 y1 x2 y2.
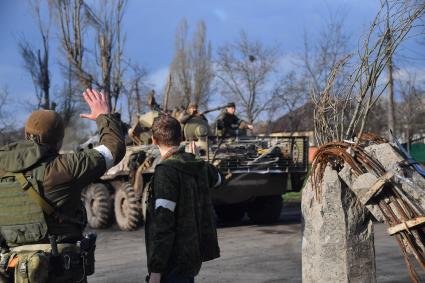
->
145 149 222 277
216 111 248 136
178 111 207 125
0 114 125 245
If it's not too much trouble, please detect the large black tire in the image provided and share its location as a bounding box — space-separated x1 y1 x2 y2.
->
247 195 283 224
214 204 245 223
83 183 113 229
114 183 140 231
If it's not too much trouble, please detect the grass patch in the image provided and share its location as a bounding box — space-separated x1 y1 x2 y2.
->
282 191 301 202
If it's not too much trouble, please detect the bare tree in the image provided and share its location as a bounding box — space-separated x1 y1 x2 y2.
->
303 13 350 99
125 64 148 124
0 87 10 131
0 87 17 144
169 19 213 109
273 71 309 133
19 0 52 110
301 13 353 144
55 0 127 111
311 1 425 145
397 73 425 146
56 63 79 127
216 32 279 124
191 21 213 106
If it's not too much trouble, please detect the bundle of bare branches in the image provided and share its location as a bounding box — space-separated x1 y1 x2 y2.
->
312 1 425 145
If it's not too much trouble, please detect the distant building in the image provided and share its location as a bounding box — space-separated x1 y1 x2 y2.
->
270 102 314 134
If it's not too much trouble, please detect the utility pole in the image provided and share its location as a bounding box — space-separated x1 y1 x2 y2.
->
385 1 396 137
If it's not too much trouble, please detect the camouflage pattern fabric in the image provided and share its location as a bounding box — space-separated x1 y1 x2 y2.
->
0 113 125 243
145 149 221 277
0 113 125 281
216 111 248 137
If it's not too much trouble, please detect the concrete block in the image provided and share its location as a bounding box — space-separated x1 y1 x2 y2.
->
302 165 376 283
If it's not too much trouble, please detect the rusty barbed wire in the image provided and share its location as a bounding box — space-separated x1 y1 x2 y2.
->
311 133 425 282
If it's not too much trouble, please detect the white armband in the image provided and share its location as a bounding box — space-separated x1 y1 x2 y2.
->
155 199 176 212
94 145 114 169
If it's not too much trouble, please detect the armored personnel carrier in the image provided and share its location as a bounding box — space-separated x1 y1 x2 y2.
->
209 135 308 223
81 108 308 230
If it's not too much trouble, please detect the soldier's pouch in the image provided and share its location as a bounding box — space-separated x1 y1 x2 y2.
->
13 251 49 283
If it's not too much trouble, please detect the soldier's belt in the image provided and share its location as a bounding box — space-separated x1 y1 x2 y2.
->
11 243 80 253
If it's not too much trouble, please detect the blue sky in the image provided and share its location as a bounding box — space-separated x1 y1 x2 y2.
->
0 0 424 123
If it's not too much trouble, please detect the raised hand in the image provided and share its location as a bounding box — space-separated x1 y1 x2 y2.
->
80 89 110 120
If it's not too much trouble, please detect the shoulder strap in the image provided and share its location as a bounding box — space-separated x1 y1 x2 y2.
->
4 172 55 216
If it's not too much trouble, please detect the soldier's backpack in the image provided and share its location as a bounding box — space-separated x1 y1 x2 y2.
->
0 170 50 246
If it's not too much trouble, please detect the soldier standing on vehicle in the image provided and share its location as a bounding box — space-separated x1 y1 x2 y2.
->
216 102 254 137
128 93 160 145
145 115 222 283
0 89 125 282
178 102 207 125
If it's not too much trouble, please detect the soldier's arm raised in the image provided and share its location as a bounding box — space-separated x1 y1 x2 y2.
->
59 90 126 187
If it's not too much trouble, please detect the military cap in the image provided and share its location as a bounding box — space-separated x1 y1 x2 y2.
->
25 110 64 145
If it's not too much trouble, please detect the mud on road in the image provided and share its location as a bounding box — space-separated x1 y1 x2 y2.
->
90 203 409 283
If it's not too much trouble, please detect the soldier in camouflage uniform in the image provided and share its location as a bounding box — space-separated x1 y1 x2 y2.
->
177 102 207 125
128 94 160 145
0 89 125 282
145 115 222 283
216 102 253 137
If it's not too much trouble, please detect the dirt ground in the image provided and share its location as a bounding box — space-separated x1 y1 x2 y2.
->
89 203 410 283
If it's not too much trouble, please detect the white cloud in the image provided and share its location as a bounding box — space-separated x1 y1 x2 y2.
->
212 9 228 22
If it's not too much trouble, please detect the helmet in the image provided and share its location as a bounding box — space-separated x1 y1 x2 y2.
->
226 102 236 108
25 110 64 146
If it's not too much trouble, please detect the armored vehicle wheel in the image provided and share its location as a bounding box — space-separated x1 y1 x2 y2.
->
291 173 307 192
114 183 140 231
214 204 245 223
247 195 282 224
83 183 113 229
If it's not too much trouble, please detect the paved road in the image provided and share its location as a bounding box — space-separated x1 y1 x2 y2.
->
90 204 410 283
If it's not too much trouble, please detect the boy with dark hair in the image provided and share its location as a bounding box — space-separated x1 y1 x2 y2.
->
145 115 222 283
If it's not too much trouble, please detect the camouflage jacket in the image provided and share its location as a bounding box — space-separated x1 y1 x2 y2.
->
145 149 222 277
178 111 207 125
0 114 125 245
216 111 248 136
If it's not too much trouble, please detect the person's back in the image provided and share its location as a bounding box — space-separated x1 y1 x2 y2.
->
0 89 125 283
145 115 221 283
